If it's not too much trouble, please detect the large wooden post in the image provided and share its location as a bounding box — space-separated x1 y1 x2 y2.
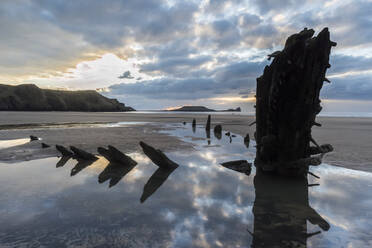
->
255 28 336 176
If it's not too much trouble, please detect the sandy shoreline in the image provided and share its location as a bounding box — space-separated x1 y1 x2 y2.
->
0 111 371 173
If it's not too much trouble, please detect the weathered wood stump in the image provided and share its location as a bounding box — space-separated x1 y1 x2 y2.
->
56 156 70 168
98 161 136 188
255 28 336 176
221 160 252 175
244 133 250 148
41 143 50 148
97 145 137 166
70 146 98 160
56 145 73 157
139 141 179 169
205 115 211 131
140 167 177 203
252 171 330 247
214 124 222 134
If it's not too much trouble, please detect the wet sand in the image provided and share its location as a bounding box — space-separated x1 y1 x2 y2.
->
0 111 371 172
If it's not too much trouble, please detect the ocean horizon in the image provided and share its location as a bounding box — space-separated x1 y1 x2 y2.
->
129 110 372 118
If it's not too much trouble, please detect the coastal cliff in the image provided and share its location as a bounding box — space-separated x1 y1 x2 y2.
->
0 84 134 112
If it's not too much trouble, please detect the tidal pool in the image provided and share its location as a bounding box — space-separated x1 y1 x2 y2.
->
0 138 31 149
0 123 371 247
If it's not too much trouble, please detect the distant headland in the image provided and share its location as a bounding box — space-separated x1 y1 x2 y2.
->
168 106 241 112
0 84 134 112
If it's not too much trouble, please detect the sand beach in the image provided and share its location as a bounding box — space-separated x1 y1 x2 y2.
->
0 111 371 172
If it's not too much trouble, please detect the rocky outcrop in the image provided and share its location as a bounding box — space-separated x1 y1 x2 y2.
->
255 28 336 176
0 84 134 112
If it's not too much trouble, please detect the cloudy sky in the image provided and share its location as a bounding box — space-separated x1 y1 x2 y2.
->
1 0 372 112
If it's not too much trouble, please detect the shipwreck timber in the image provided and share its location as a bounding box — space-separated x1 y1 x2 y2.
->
255 28 336 176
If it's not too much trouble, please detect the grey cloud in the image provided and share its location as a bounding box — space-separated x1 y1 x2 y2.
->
289 1 372 48
110 54 372 102
238 90 250 95
321 74 372 100
214 61 265 84
239 13 261 27
109 60 266 100
146 39 198 60
109 77 218 100
204 0 246 15
0 0 96 77
329 54 372 75
210 19 242 48
322 2 372 47
118 71 134 79
1 0 372 106
33 0 198 47
196 12 278 50
140 55 212 76
251 0 296 14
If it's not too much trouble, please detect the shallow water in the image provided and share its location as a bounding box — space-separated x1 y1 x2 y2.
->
0 123 371 247
0 138 30 149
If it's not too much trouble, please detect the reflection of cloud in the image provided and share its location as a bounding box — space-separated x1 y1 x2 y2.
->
1 125 372 247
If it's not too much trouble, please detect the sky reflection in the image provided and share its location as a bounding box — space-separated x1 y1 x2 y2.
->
0 123 371 247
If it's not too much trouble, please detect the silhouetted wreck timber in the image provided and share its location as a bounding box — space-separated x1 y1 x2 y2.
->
41 143 50 148
214 125 222 140
205 115 211 131
255 27 336 177
214 124 222 134
139 141 179 169
56 156 70 168
71 159 96 176
140 166 177 203
70 146 98 161
252 171 330 247
192 118 196 133
98 161 136 188
56 145 73 157
309 144 333 155
97 145 137 166
244 133 250 148
221 160 252 175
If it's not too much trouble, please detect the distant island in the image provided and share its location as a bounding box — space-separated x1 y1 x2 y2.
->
169 106 241 112
0 84 134 112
